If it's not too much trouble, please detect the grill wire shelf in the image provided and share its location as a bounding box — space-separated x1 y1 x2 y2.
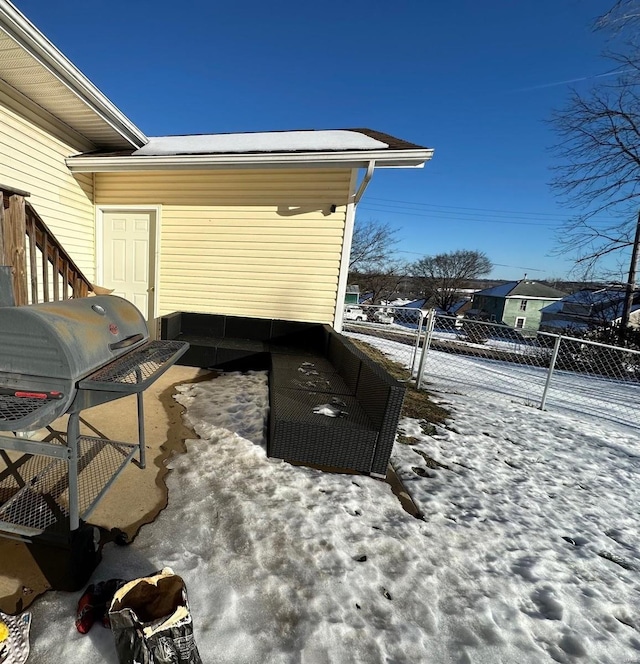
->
0 338 188 541
0 436 137 537
0 396 56 423
79 340 187 391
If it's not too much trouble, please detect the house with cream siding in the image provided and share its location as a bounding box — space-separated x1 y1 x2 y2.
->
0 0 433 330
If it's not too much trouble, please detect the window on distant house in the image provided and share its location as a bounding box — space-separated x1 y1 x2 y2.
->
520 299 527 311
515 317 525 329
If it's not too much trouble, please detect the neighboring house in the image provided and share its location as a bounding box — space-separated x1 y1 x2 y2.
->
434 297 473 318
397 296 471 328
400 298 428 310
399 296 472 314
0 0 433 331
344 284 360 305
539 288 640 333
470 280 567 335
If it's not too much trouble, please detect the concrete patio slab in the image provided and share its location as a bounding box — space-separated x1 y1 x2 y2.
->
0 365 211 614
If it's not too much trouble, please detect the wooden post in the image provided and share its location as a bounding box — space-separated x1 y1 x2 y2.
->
28 213 37 304
0 191 5 264
63 259 69 299
5 195 27 306
52 245 60 301
42 233 49 302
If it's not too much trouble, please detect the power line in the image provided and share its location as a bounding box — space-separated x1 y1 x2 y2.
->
358 205 561 227
364 196 620 224
394 249 544 272
365 196 578 218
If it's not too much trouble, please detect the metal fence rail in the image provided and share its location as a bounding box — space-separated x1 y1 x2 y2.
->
342 304 427 380
343 306 640 431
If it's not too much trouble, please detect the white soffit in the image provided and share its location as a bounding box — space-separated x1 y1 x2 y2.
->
0 2 146 150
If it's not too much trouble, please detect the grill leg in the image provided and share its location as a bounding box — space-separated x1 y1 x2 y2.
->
136 392 146 469
67 411 80 531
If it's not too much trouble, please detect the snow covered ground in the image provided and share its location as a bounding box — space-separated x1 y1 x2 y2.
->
349 330 640 431
25 357 640 663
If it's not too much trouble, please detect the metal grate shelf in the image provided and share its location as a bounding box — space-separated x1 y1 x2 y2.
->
0 396 50 422
0 436 137 538
79 340 188 392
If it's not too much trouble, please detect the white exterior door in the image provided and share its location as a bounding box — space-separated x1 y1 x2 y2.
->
102 210 156 324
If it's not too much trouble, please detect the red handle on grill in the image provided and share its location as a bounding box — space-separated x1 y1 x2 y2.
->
0 388 63 400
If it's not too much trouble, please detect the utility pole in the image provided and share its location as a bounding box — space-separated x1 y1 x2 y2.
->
619 210 640 345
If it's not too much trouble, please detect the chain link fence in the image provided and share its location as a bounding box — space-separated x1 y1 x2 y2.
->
343 306 640 430
342 304 427 380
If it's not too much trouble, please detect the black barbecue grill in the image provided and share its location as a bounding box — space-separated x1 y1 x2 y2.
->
0 295 188 542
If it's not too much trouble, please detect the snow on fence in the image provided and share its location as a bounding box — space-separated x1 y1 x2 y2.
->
343 307 640 431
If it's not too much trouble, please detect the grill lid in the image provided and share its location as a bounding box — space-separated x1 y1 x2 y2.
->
0 295 148 381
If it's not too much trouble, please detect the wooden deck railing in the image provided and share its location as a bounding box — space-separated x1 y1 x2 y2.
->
0 186 93 306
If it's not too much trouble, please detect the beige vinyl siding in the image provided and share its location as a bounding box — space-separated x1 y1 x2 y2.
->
95 169 353 323
0 97 95 281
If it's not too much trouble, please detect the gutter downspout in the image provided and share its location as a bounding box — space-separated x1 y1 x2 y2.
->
354 159 375 204
334 160 376 330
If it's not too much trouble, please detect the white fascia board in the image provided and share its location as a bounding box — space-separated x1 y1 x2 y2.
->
0 0 147 148
506 295 564 301
65 148 434 172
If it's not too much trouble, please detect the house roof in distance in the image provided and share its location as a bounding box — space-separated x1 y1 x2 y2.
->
476 280 567 299
540 287 640 317
66 128 433 171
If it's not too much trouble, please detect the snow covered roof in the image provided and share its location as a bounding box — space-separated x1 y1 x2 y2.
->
539 301 564 314
601 302 640 321
401 298 428 309
66 128 434 172
475 280 566 299
133 130 388 156
540 288 639 317
474 281 517 298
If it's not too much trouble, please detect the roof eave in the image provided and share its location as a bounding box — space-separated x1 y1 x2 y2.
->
505 295 564 301
65 148 434 172
0 0 147 149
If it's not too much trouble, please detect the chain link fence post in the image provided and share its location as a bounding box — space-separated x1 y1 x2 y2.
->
540 333 562 411
416 309 435 390
410 309 426 376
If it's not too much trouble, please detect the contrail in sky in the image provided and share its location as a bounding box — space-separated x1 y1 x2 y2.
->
515 68 631 92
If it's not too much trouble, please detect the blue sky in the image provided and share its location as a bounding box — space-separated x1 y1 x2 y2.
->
17 0 617 280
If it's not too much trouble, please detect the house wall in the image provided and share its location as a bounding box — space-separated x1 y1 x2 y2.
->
471 294 505 321
0 89 95 280
94 169 353 323
504 297 558 334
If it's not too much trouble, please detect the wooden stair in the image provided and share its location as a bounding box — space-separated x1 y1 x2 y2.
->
0 185 92 306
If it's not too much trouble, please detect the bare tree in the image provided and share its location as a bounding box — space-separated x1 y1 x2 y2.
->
550 84 640 273
349 219 399 272
352 261 408 305
595 1 640 35
550 1 640 341
411 250 492 312
551 1 640 271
